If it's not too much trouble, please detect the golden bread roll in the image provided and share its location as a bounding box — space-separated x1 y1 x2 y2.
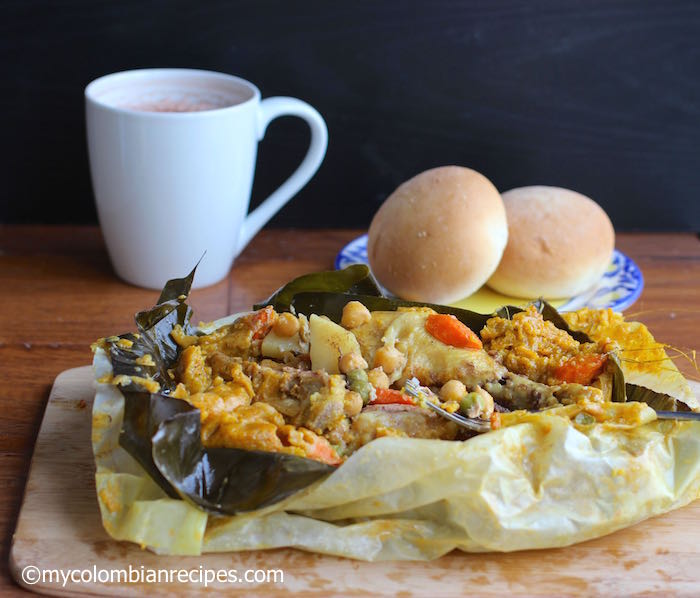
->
487 186 615 299
368 166 508 303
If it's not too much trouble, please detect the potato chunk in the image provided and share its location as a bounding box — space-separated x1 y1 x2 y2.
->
309 314 362 374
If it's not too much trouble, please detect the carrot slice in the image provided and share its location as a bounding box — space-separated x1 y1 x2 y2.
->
373 388 416 405
425 314 483 349
249 306 275 340
305 435 343 466
553 354 607 385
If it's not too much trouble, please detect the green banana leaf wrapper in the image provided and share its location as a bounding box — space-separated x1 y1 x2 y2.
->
92 265 700 559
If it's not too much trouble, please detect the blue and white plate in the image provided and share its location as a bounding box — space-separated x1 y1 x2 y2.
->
335 234 643 313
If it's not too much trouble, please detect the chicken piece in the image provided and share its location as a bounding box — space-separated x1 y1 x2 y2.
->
243 359 328 421
208 351 322 420
202 401 341 465
483 373 559 411
198 307 277 361
202 402 284 449
353 309 503 388
208 353 353 448
482 373 604 411
186 379 253 421
249 361 351 446
305 375 348 435
176 345 211 393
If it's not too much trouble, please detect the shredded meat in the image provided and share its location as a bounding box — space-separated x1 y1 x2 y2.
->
204 351 352 449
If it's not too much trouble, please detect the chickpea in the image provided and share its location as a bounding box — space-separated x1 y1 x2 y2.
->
373 345 405 375
344 391 364 416
341 301 371 329
367 367 390 389
440 379 466 403
339 351 368 374
475 386 495 419
273 312 300 337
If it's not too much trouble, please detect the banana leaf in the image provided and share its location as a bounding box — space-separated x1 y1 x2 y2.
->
290 292 494 332
255 264 383 312
151 398 334 515
110 266 198 391
608 353 627 404
117 386 334 515
258 266 588 344
626 383 691 412
119 391 181 499
104 267 335 516
289 292 588 341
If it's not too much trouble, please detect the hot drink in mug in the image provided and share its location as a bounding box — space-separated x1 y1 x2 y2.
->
86 68 327 288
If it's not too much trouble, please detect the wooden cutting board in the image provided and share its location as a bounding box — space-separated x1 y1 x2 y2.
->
9 367 700 596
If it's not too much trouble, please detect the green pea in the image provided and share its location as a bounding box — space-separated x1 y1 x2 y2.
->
460 392 483 417
347 368 372 405
574 412 596 426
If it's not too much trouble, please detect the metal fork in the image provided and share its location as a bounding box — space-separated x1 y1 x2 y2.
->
403 378 700 431
404 378 491 433
655 411 700 421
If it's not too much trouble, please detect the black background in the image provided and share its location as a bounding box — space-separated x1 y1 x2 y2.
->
3 0 700 230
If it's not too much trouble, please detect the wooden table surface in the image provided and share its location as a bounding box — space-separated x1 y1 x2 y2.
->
1 226 699 595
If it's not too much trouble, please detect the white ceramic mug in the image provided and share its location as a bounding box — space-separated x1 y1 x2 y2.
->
85 68 327 289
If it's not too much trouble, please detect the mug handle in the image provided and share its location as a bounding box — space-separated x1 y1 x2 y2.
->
236 96 328 255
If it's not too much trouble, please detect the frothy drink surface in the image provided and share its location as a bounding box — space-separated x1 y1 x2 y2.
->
122 97 227 113
114 88 242 113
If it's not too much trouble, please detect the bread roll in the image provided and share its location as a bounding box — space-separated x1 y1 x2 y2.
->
368 166 508 304
487 186 614 299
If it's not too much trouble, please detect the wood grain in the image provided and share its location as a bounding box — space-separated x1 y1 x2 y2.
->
9 367 700 596
1 226 700 596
